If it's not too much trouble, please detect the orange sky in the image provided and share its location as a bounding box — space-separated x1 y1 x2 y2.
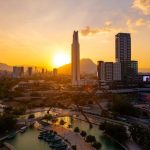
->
0 0 150 71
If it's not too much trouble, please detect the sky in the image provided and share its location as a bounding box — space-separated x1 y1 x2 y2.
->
0 0 150 70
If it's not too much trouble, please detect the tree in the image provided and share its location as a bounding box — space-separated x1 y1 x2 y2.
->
129 125 150 150
86 135 96 144
71 145 77 150
0 114 17 133
103 122 128 143
99 122 106 130
28 114 35 119
92 141 102 150
68 124 72 128
110 95 140 117
80 130 87 139
74 127 80 133
59 119 65 125
43 114 52 122
12 107 26 115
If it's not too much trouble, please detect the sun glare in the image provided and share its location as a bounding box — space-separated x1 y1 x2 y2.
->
53 53 70 68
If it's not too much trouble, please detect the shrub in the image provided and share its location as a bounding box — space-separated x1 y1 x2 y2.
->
28 114 35 119
86 135 96 143
59 119 65 125
80 130 87 138
74 127 80 133
71 145 77 150
92 141 102 150
99 122 106 130
43 114 52 122
68 124 72 128
104 122 128 142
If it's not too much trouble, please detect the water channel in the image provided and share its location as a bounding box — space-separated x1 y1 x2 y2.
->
7 110 125 150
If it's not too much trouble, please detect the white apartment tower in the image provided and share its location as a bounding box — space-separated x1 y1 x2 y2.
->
71 31 80 86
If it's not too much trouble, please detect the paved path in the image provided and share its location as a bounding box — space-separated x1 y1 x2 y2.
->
51 125 95 150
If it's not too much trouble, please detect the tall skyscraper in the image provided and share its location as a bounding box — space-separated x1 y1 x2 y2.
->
115 33 131 62
115 33 138 82
71 31 80 86
115 33 132 82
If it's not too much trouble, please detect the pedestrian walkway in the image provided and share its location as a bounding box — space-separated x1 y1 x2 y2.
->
51 124 95 150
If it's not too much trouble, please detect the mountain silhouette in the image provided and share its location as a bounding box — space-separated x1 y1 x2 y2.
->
58 58 97 75
0 63 12 71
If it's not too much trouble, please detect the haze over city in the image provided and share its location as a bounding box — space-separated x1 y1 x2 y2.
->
0 0 150 71
0 0 150 150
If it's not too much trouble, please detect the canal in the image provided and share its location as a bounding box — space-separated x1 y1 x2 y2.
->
7 113 125 150
7 128 51 150
57 116 125 150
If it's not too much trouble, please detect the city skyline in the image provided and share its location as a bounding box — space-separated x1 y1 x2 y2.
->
0 0 150 71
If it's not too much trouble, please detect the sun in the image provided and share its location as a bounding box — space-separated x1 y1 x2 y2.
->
53 53 70 68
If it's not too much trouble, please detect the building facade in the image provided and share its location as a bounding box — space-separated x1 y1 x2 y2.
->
105 62 113 81
97 61 121 82
113 62 121 81
115 33 131 62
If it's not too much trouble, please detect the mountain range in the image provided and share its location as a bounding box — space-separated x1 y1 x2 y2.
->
0 63 12 72
0 59 149 74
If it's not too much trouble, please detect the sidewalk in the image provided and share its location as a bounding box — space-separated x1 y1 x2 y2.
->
51 124 95 150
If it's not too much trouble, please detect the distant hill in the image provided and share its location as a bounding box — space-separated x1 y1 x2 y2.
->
0 63 12 71
58 58 97 75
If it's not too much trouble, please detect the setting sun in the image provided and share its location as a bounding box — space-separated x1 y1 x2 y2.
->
53 53 70 68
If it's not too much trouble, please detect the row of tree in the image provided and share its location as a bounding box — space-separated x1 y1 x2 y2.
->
99 122 128 143
0 114 17 134
108 96 140 117
129 124 150 150
74 127 102 150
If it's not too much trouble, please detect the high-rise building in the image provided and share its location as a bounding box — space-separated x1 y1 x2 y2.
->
71 31 80 86
42 68 44 74
113 62 121 81
97 61 121 82
115 33 138 82
97 61 105 81
131 61 138 80
27 67 32 76
105 62 113 81
13 66 24 78
115 33 131 62
97 32 138 87
53 68 58 76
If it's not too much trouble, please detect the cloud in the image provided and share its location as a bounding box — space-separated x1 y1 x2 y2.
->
126 18 150 32
80 22 120 36
126 19 137 33
135 18 146 26
132 0 150 15
80 26 100 36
